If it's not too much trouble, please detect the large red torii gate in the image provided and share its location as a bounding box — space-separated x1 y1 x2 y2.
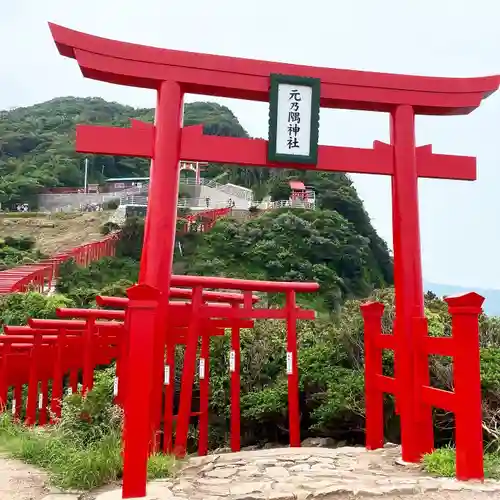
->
49 20 499 492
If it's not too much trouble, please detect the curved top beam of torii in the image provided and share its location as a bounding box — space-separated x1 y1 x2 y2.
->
49 23 500 115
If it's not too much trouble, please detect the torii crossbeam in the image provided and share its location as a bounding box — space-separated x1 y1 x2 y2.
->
49 21 500 499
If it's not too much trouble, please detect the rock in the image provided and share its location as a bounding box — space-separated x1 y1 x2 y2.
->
254 459 279 467
198 477 233 486
262 442 282 449
310 463 336 472
264 466 289 478
241 445 260 451
206 467 239 479
229 481 270 496
383 442 399 449
289 464 311 472
300 437 336 448
213 447 232 454
266 491 295 500
238 465 261 478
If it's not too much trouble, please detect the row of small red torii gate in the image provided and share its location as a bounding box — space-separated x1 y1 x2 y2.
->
29 21 500 498
0 274 486 491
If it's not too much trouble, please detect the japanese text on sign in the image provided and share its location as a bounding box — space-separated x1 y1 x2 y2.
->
275 83 313 157
287 88 302 150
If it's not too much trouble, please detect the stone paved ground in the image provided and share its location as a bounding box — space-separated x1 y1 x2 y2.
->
1 445 498 500
0 454 49 500
94 444 500 500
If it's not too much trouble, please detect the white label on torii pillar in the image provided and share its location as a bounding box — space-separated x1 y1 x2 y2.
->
11 399 16 416
286 352 293 375
38 393 43 409
164 365 170 385
199 358 206 380
67 387 73 396
229 350 236 373
113 377 119 396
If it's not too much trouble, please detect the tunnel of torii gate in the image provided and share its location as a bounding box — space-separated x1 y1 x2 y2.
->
48 22 500 498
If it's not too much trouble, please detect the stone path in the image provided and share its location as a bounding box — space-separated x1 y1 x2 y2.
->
1 444 498 500
95 444 500 500
0 454 48 500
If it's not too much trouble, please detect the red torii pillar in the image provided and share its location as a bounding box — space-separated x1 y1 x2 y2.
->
48 22 500 488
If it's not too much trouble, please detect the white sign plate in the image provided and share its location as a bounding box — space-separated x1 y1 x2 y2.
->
38 393 43 409
11 399 16 416
286 351 293 375
275 84 313 157
229 350 236 373
199 358 206 380
113 377 119 396
164 365 170 385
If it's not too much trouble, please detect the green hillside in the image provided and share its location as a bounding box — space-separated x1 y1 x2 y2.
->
0 96 393 296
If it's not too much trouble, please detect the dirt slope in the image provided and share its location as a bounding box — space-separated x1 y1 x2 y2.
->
0 212 111 256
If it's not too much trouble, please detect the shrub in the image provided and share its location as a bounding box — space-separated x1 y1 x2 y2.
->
0 292 74 326
101 221 120 235
103 200 119 210
56 257 138 306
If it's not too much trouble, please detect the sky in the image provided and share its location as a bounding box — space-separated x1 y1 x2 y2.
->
1 0 500 288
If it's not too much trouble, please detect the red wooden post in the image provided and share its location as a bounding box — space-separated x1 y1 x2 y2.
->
82 318 95 394
360 301 385 450
230 304 241 452
142 81 184 453
286 290 301 447
445 292 484 481
390 105 432 462
50 328 66 421
26 336 41 425
162 341 175 453
174 286 203 457
198 332 210 456
412 316 434 453
0 345 9 409
122 284 160 499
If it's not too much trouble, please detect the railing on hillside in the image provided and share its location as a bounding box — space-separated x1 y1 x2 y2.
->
177 198 234 209
0 205 231 295
177 207 232 234
259 199 316 210
0 233 120 295
180 177 254 202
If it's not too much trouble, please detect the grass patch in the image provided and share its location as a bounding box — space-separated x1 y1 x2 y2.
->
0 414 177 491
0 368 177 491
423 447 500 479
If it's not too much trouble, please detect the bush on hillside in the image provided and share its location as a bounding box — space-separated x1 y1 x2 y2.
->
0 292 74 326
185 209 391 311
0 236 44 270
56 257 139 307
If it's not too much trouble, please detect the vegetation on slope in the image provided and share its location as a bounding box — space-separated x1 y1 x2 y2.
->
0 211 112 256
0 236 44 270
0 97 254 207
